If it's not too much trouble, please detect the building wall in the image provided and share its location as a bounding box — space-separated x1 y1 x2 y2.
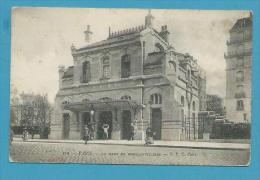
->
225 16 252 123
52 18 205 141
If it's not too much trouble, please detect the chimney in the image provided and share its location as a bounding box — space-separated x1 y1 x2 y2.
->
145 9 154 28
159 25 170 42
84 25 93 43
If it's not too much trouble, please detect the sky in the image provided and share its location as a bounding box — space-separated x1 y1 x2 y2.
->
11 8 249 103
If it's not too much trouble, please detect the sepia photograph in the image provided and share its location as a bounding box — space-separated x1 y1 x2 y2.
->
9 8 252 166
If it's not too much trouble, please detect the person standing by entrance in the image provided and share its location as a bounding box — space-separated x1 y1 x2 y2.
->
84 125 90 144
102 123 109 140
128 122 135 141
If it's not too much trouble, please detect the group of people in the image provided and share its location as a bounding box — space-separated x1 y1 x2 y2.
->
83 121 156 145
83 122 111 144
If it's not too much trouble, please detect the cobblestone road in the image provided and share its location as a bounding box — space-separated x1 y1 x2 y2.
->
10 141 250 166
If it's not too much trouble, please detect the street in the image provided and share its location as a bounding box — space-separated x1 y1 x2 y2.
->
10 141 250 166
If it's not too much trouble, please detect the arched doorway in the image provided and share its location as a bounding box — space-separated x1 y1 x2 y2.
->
62 113 70 139
121 110 131 140
81 112 90 139
97 111 113 139
151 108 162 140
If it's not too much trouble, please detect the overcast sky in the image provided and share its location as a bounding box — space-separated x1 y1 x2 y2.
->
11 8 249 103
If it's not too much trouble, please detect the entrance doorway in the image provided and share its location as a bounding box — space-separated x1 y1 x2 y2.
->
97 111 113 139
121 110 131 139
151 108 162 140
62 113 70 139
81 112 90 139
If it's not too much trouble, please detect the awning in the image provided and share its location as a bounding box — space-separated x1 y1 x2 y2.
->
63 99 142 112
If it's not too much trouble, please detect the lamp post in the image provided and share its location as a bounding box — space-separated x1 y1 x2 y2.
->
90 105 95 139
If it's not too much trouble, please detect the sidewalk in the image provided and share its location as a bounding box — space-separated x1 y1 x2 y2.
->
13 137 250 150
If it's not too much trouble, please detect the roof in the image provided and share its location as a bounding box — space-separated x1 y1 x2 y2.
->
64 99 142 112
144 51 165 66
230 16 252 32
77 25 145 52
62 66 74 78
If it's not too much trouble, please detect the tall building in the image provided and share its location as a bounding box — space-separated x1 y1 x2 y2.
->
50 11 206 141
225 14 252 123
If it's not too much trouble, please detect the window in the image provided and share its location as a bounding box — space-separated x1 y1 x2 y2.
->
237 58 244 67
192 101 196 111
187 70 191 80
169 61 176 72
82 61 91 83
62 101 70 105
181 96 185 106
102 57 110 79
236 100 244 111
243 113 247 121
121 95 131 100
150 93 162 104
121 55 131 78
236 71 244 82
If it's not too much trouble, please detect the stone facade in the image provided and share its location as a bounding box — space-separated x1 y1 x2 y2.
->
225 14 252 123
50 11 206 141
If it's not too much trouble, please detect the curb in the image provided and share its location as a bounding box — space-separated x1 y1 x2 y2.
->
13 139 250 151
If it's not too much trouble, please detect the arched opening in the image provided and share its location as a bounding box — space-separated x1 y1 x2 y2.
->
121 110 132 140
121 95 131 100
97 111 113 139
150 93 162 105
192 101 196 111
155 43 164 52
82 61 91 83
181 96 185 106
102 56 110 79
62 113 70 139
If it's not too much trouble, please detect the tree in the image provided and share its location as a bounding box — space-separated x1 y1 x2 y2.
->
10 91 53 139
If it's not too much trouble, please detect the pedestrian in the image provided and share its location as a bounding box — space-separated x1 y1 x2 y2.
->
102 123 109 140
128 122 135 141
84 125 90 144
145 127 154 145
22 127 28 141
31 126 35 139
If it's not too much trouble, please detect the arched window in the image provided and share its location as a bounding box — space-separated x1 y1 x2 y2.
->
169 61 176 72
121 95 131 100
99 97 112 101
102 56 110 79
150 93 162 104
82 61 91 83
181 96 185 106
121 54 131 78
236 71 244 82
192 101 196 111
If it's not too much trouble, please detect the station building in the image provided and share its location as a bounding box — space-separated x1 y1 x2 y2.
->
50 11 206 141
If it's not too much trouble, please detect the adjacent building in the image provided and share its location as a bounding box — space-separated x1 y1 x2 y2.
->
50 11 206 141
225 14 252 123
